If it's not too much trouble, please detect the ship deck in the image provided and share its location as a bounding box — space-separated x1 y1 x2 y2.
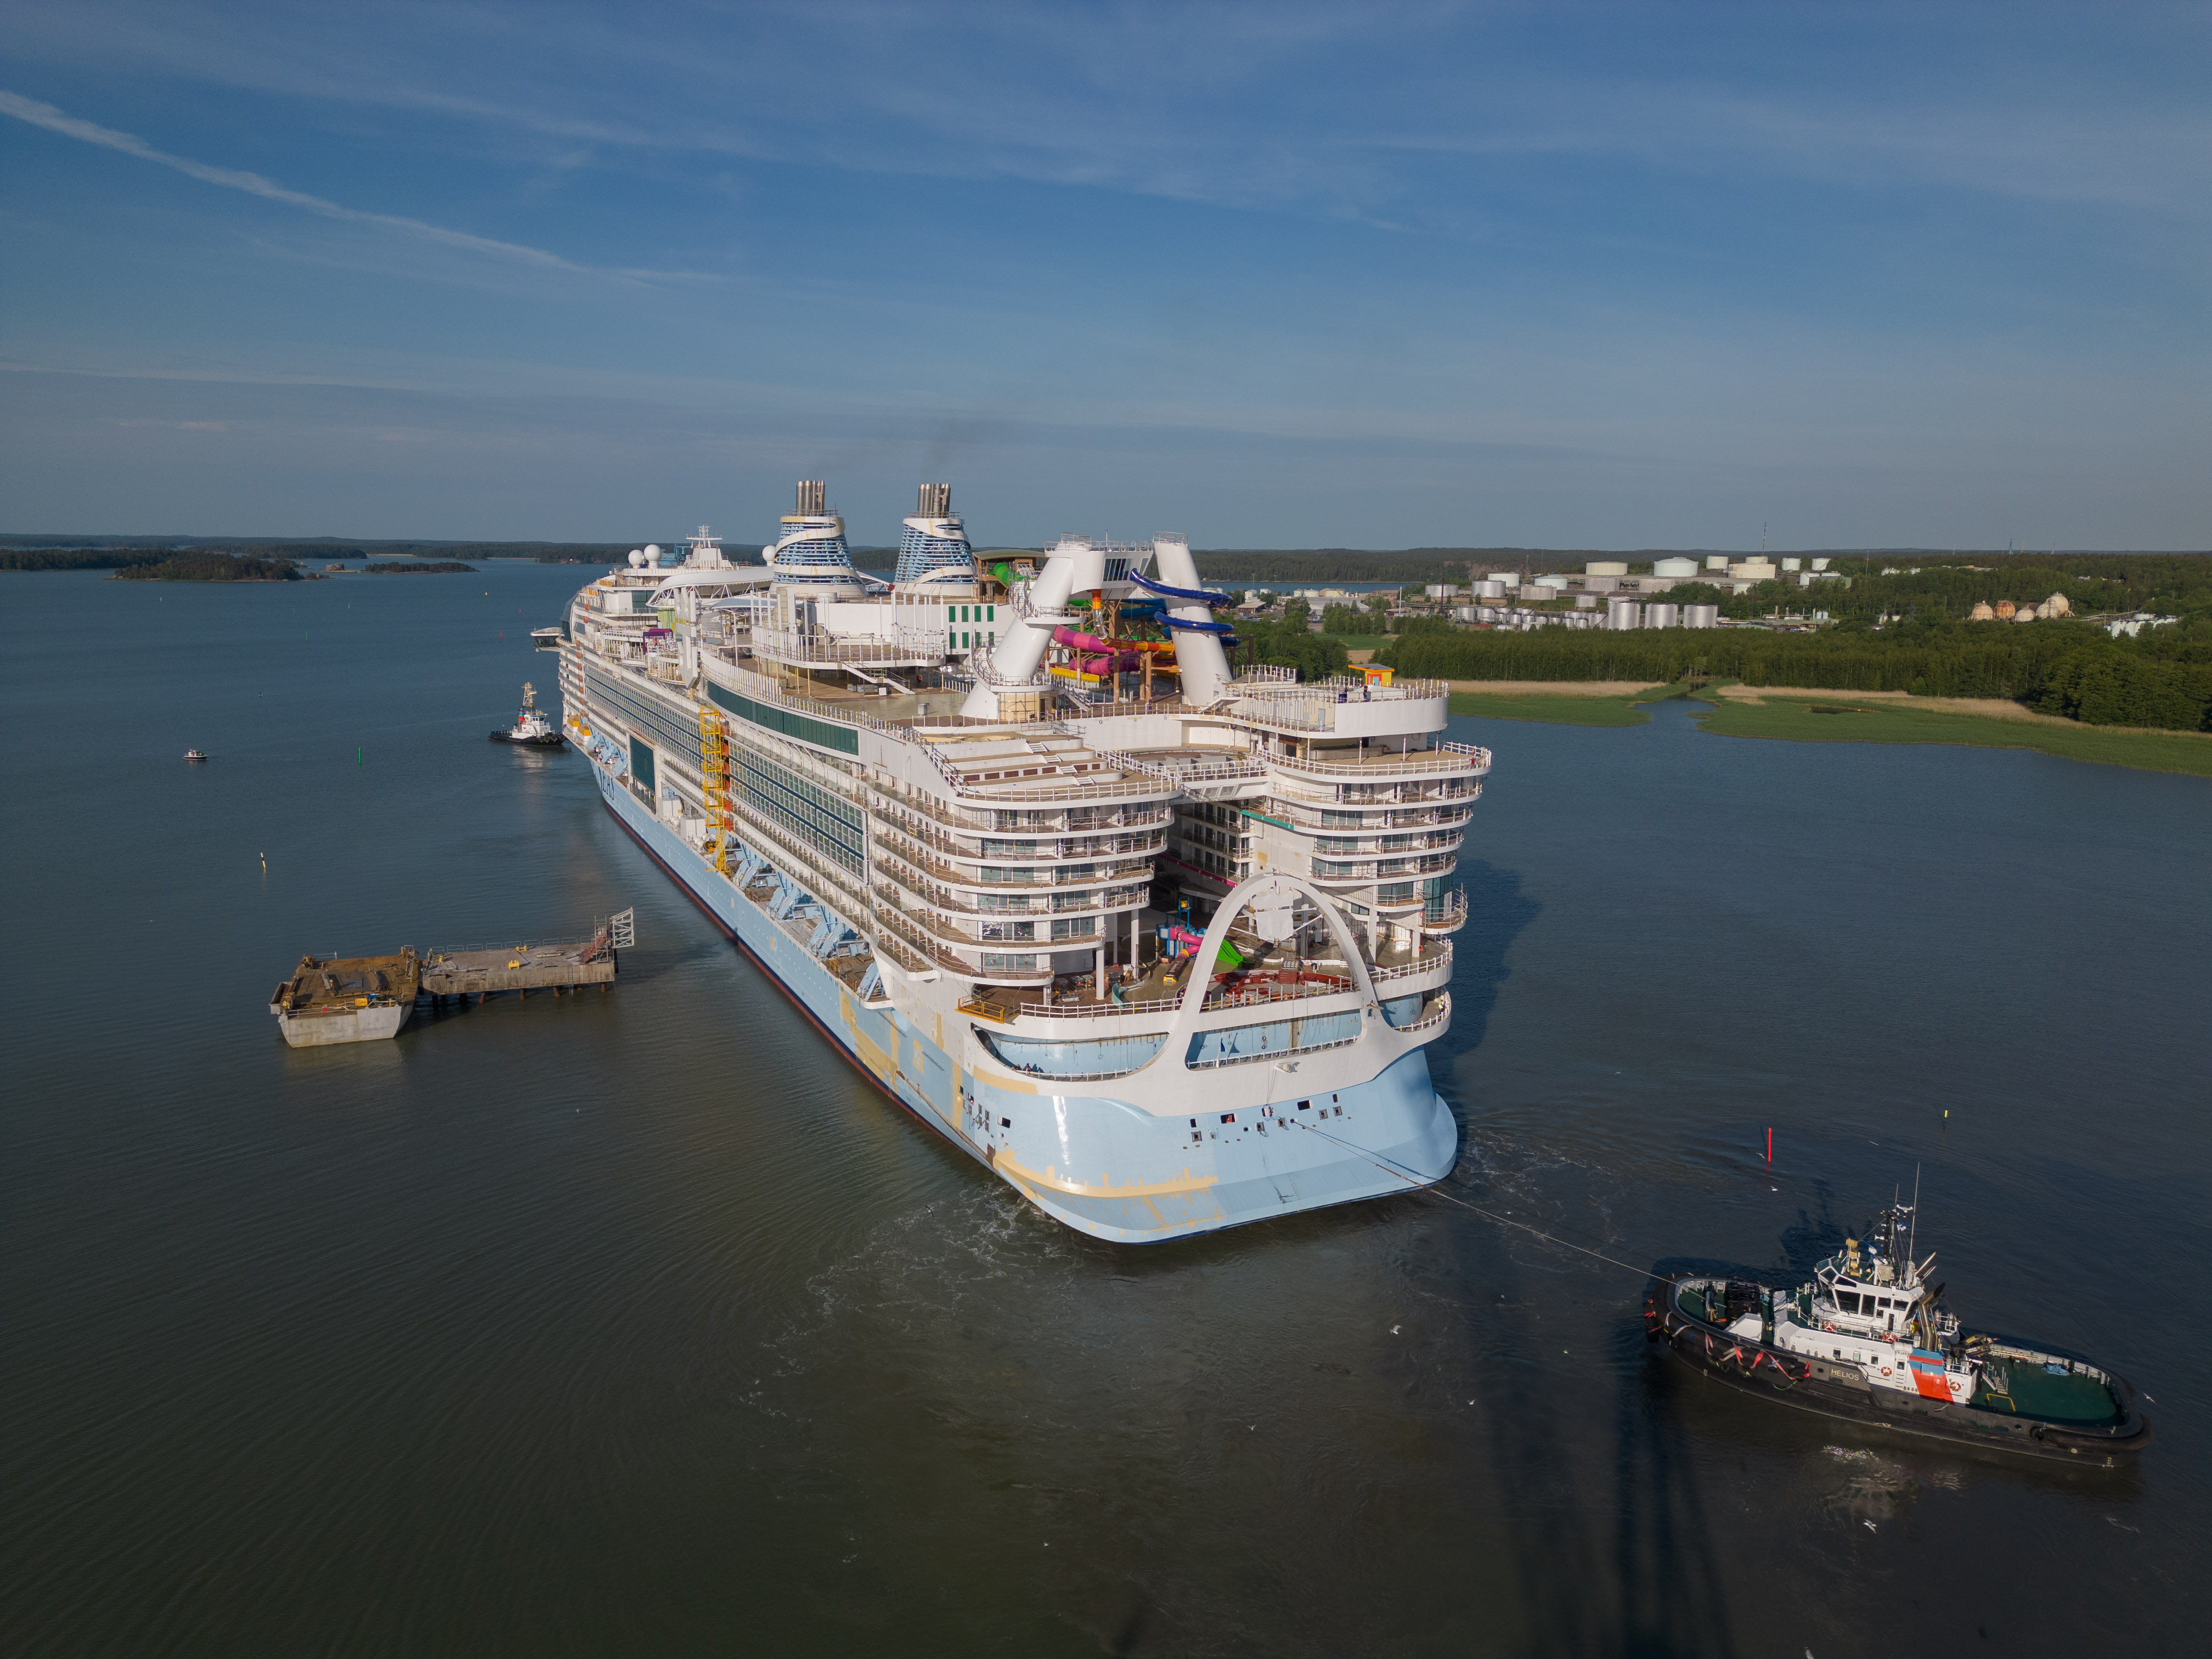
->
1973 1358 2120 1425
962 934 1446 1022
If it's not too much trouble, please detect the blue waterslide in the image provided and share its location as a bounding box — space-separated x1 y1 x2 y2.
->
1130 569 1233 608
1128 569 1238 642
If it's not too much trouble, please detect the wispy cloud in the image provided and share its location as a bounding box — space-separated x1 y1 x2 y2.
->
0 88 701 279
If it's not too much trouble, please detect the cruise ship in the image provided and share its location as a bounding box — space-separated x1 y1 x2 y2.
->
556 483 1488 1243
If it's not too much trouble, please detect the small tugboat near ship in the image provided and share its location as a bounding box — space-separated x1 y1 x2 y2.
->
490 682 563 748
1646 1198 2149 1466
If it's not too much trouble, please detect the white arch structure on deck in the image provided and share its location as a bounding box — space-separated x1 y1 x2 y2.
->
1160 872 1383 1056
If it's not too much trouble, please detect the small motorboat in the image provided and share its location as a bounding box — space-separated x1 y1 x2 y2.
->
1646 1194 2149 1467
490 682 565 748
184 749 208 761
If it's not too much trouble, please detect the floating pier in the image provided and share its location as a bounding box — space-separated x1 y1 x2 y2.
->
271 912 631 1045
420 938 616 1001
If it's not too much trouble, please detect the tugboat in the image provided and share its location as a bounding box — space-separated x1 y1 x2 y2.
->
1646 1196 2150 1466
489 682 565 748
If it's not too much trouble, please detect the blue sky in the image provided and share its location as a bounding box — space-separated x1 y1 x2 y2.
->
2 2 2205 549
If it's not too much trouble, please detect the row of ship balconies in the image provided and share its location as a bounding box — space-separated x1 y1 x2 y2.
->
869 802 1168 872
861 775 1174 840
872 829 1153 907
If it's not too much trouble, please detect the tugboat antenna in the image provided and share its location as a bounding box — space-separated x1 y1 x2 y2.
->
1908 1163 1921 1268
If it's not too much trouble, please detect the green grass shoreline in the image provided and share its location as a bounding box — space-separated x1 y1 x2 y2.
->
1447 683 2212 776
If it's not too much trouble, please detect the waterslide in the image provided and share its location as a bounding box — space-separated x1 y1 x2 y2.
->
1128 569 1239 640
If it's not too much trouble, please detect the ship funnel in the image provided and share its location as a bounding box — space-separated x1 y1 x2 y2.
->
917 482 951 517
795 479 826 516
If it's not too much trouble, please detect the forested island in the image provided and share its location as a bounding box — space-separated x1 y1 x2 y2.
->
362 561 476 574
112 551 303 582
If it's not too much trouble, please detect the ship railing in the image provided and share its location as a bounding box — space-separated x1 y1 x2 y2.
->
876 823 1168 873
1306 828 1466 857
870 813 1167 871
1228 666 1299 686
1368 943 1454 982
902 905 1115 952
1080 746 1268 789
1309 853 1459 883
1271 799 1477 833
1420 887 1468 932
887 878 1150 924
1268 775 1486 811
920 742 1178 805
1187 1032 1362 1071
1268 741 1492 779
861 775 1172 838
962 968 1375 1027
750 627 945 667
1053 695 1189 721
1249 674 1451 702
1389 992 1452 1036
872 833 1153 900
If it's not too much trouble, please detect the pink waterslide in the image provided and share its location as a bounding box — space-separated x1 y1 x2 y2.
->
1051 625 1138 674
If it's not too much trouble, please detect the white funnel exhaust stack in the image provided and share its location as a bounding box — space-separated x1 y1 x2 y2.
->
1152 535 1232 707
958 537 1085 719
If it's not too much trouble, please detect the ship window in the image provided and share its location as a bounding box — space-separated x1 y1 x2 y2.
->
1298 1101 1311 1110
1837 1292 1861 1314
986 605 996 621
1000 1118 1011 1128
1220 1113 1235 1124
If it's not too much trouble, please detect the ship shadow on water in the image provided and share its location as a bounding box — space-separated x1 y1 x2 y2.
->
1435 859 1539 1065
1440 1216 1743 1658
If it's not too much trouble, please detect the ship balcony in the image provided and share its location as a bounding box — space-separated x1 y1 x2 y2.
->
862 776 1172 838
1419 887 1469 933
1307 851 1459 885
1369 936 1454 985
880 872 1149 925
1307 828 1466 859
873 831 1155 898
867 807 1167 868
1271 776 1486 813
905 906 1125 952
1271 799 1476 833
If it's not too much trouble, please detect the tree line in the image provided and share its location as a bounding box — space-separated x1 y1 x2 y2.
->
1379 620 2211 730
112 552 304 583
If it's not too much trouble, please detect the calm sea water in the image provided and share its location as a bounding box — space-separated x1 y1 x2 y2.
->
3 565 2207 1657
